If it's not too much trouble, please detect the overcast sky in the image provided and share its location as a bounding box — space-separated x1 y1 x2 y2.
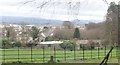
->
0 0 119 21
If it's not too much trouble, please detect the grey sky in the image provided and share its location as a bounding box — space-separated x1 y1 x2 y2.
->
0 0 119 21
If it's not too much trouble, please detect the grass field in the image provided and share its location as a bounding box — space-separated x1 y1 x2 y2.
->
0 47 118 63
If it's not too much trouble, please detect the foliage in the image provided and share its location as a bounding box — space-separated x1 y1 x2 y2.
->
2 39 11 49
26 41 38 47
59 40 76 51
73 28 80 39
53 27 74 40
0 39 22 48
19 22 29 45
45 36 54 41
6 30 10 38
4 26 17 41
13 41 21 47
30 26 39 41
62 21 74 29
43 26 49 29
105 2 118 46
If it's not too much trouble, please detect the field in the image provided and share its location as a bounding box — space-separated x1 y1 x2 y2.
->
0 47 118 63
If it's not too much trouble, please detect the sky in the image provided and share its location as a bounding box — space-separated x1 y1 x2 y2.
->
0 0 119 21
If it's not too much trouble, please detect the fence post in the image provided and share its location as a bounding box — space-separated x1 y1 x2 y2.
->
31 45 33 62
91 45 92 59
3 44 5 63
43 46 45 63
79 45 81 59
105 45 106 57
64 47 66 61
110 46 112 58
98 45 100 59
74 45 76 60
54 46 56 61
83 45 84 60
18 46 20 62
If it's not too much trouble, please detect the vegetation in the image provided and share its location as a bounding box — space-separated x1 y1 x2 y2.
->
13 41 21 47
4 26 17 41
105 2 118 46
26 41 38 47
30 26 40 41
2 39 11 49
53 28 74 40
62 21 74 29
45 36 54 41
73 28 80 39
1 1 119 64
53 21 74 40
20 22 29 46
1 39 22 48
60 40 76 51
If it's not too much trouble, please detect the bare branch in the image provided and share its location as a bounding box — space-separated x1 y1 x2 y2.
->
22 0 35 5
36 0 52 9
103 0 109 5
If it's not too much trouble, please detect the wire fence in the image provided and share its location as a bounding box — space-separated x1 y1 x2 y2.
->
0 45 118 63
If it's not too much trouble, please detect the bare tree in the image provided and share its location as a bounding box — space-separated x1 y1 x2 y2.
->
19 22 30 47
4 26 17 41
62 21 74 29
53 27 74 40
84 22 105 40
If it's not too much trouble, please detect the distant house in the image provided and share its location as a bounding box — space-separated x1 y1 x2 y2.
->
39 26 54 42
76 40 101 50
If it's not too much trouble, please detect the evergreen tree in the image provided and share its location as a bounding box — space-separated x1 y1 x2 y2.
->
105 2 118 46
73 28 80 39
30 26 40 41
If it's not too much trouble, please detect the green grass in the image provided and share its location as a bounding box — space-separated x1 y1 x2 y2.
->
0 48 118 63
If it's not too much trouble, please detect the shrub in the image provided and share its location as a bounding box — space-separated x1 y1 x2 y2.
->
2 39 11 49
26 41 38 47
12 41 21 47
45 36 54 41
59 40 76 51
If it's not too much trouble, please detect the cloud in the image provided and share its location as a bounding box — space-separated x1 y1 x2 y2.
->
0 0 119 21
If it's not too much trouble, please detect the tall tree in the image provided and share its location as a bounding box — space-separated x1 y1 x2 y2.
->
20 22 29 46
62 21 74 29
6 30 10 40
73 28 80 39
53 27 74 40
105 2 118 46
30 26 40 41
5 26 17 41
